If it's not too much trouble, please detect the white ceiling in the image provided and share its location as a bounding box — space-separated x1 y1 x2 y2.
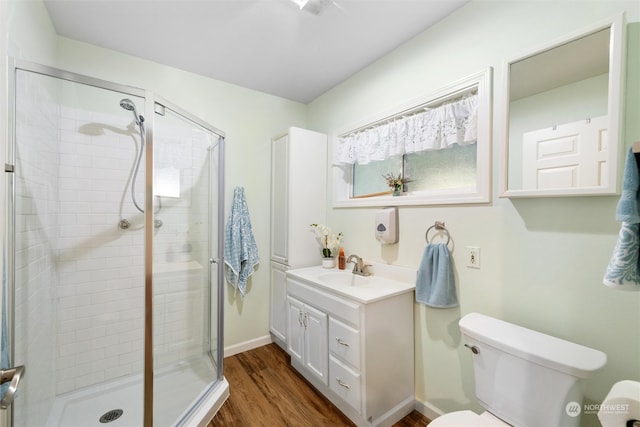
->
43 0 469 103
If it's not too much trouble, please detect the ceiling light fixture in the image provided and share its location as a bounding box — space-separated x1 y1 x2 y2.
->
288 0 334 15
289 0 310 10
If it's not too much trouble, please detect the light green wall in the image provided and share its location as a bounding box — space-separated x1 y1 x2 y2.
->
5 0 57 63
3 0 640 425
308 0 640 424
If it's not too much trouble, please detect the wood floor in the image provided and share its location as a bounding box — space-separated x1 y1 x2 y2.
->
209 343 431 426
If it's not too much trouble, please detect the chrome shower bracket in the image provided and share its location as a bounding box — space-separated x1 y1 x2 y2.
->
119 218 162 229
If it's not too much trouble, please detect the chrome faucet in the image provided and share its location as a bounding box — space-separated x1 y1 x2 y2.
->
0 365 25 409
346 254 371 276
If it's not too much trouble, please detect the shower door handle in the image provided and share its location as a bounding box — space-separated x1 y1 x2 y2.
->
0 365 25 409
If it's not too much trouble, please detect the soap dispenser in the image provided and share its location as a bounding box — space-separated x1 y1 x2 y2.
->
338 247 346 270
375 207 398 244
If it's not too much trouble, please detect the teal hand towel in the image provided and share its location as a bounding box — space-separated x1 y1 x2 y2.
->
616 147 640 223
416 243 459 308
224 187 260 298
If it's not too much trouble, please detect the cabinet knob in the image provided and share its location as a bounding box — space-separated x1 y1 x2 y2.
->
335 377 350 389
335 337 350 347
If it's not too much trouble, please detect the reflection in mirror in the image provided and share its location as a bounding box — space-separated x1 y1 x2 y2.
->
502 14 625 197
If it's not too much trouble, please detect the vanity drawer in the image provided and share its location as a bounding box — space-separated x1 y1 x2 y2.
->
329 355 361 413
287 278 361 325
329 317 360 369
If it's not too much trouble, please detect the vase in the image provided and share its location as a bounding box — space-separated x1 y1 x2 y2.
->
392 186 402 196
321 257 336 269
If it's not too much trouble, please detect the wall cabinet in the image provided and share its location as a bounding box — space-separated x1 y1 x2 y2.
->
269 261 288 344
270 127 327 266
286 275 414 426
269 127 327 350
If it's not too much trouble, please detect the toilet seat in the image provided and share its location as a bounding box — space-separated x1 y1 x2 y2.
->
429 410 510 426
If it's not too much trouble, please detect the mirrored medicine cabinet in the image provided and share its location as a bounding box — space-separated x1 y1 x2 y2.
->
500 13 626 197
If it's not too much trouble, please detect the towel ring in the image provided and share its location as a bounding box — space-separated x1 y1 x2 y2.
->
425 221 450 245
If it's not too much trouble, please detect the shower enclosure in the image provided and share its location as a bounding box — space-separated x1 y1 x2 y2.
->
2 61 227 426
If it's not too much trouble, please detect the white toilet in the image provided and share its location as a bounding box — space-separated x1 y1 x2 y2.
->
430 312 607 427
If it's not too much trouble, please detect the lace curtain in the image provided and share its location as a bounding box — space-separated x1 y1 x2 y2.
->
334 94 478 165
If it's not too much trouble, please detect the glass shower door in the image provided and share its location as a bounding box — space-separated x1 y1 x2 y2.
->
7 62 226 427
10 67 148 427
151 101 222 426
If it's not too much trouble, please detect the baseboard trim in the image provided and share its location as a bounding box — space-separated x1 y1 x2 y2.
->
224 334 272 358
372 396 415 427
414 399 445 422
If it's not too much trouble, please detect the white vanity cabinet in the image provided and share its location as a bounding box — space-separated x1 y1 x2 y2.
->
286 272 415 427
270 127 327 350
286 296 329 385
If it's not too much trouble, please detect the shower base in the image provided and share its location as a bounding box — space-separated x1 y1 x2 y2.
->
45 356 228 427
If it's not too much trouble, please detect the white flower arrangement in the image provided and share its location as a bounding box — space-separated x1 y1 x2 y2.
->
310 223 343 258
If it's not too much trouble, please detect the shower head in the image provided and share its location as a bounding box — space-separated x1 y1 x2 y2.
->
120 98 136 111
119 98 144 125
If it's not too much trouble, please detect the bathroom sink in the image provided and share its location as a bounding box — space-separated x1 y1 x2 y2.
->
317 272 371 287
287 264 416 304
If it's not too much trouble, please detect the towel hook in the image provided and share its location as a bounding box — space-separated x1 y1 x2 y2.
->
425 221 450 245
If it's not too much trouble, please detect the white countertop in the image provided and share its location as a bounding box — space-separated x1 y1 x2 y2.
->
286 263 416 304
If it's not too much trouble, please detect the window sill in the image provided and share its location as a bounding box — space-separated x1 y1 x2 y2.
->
333 188 490 208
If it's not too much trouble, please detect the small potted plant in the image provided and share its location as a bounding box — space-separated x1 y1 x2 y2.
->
310 223 343 268
383 173 408 196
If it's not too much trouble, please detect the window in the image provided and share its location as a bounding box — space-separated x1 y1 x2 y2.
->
331 69 492 207
352 156 401 197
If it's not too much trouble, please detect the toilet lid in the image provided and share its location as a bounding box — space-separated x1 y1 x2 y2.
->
429 410 509 427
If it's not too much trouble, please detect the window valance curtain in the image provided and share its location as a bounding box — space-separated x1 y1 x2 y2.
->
334 94 478 165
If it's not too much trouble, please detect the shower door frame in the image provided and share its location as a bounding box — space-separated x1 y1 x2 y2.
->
3 59 226 427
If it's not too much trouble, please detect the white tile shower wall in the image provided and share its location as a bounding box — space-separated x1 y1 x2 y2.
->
54 106 146 394
54 107 213 394
13 72 59 426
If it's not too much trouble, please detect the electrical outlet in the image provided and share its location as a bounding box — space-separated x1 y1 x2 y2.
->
466 246 480 269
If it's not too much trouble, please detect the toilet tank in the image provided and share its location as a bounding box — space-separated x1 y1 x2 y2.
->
459 313 606 427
